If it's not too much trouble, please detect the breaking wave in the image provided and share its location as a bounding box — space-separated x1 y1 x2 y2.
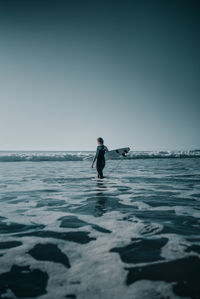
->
0 150 200 162
127 150 200 159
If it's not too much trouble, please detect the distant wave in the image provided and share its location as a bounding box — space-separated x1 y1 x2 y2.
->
0 150 200 162
0 152 85 162
127 150 200 159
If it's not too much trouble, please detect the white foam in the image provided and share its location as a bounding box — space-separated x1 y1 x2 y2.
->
1 150 200 162
0 156 200 299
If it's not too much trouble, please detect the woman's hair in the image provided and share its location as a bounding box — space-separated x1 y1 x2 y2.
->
97 137 104 144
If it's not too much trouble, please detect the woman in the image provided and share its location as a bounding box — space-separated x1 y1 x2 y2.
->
91 137 108 179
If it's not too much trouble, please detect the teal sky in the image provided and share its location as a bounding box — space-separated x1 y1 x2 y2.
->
0 0 199 151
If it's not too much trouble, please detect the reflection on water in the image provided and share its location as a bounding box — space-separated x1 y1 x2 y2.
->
95 180 107 216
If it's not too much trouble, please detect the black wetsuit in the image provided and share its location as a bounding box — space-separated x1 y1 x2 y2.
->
93 145 108 179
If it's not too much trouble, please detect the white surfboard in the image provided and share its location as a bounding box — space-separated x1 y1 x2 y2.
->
105 147 130 160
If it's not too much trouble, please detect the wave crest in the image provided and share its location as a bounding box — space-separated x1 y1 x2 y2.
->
0 150 199 162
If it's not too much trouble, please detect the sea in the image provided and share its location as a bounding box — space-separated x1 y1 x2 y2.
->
0 150 200 299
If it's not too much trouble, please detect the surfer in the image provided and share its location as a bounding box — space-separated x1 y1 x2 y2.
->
91 137 108 179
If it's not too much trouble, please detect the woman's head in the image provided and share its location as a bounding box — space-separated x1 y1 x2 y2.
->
97 137 104 145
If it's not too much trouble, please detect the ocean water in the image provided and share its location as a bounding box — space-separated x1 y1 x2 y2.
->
0 151 200 299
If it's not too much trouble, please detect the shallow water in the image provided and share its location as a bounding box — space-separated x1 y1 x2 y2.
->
0 157 200 299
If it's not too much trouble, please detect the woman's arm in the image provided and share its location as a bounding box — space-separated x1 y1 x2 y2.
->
91 146 99 167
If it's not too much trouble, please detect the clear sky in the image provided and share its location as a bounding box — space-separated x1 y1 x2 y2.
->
0 0 199 151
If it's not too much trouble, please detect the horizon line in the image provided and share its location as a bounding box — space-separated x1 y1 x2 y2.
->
0 148 199 152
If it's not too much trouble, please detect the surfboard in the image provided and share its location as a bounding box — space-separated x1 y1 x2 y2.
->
105 147 130 160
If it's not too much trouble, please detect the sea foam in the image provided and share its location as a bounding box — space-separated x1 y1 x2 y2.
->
0 150 200 162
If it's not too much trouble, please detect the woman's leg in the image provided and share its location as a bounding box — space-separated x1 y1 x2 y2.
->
100 161 105 178
98 167 104 179
96 161 104 179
